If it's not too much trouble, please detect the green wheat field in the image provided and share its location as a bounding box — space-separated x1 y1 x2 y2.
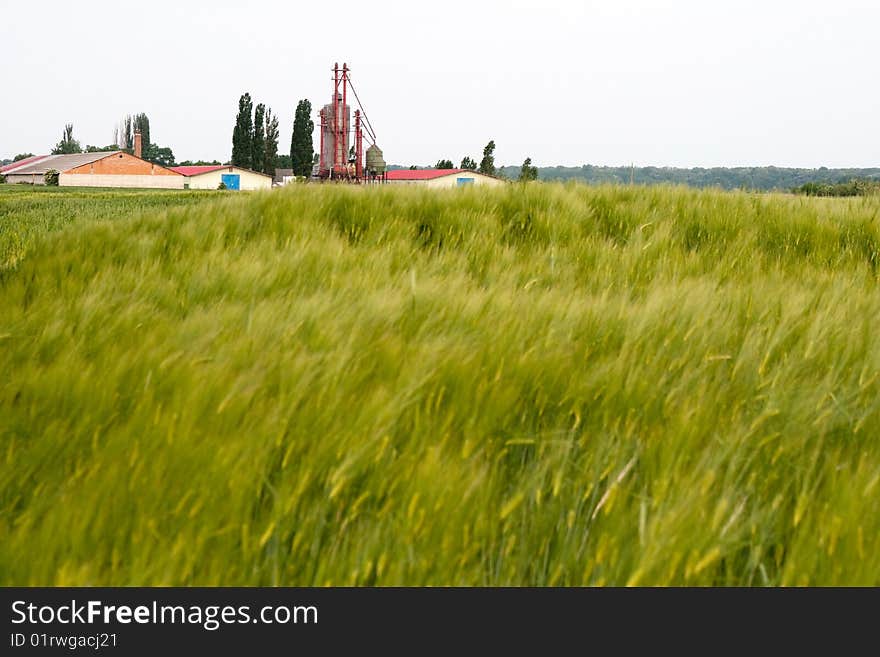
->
1 182 879 586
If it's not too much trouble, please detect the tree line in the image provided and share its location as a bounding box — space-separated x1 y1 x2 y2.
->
114 114 175 166
414 160 880 188
18 96 317 178
44 117 176 166
433 140 497 175
231 94 315 178
231 93 279 176
6 117 878 190
532 164 880 191
432 140 536 181
793 179 880 197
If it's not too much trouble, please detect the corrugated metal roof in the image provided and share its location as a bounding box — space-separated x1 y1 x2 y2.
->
1 154 52 174
386 168 469 181
4 152 122 176
169 165 227 177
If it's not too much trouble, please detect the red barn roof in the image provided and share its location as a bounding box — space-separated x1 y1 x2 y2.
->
386 168 470 181
1 154 51 173
2 152 129 176
169 165 227 177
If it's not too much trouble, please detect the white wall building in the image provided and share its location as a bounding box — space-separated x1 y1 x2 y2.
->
385 169 504 188
170 166 273 191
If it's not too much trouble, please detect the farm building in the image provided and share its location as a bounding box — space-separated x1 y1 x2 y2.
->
170 165 273 190
0 155 48 180
274 168 296 185
1 151 184 189
385 169 503 188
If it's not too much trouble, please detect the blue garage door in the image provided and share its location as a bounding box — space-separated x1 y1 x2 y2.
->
222 174 241 190
456 177 475 186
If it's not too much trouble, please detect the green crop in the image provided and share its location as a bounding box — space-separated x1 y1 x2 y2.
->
1 182 878 585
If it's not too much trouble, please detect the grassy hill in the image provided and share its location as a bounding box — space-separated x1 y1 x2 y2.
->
1 183 879 585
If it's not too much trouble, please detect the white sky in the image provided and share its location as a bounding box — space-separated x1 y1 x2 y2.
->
1 0 878 168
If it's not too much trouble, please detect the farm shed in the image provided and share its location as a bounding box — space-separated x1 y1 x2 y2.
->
169 166 273 190
1 152 184 189
274 168 296 185
1 155 50 181
385 169 504 188
1 154 60 185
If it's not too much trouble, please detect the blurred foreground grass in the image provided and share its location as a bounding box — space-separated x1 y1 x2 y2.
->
1 182 879 585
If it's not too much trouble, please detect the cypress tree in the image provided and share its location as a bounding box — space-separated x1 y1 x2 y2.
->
120 115 133 150
252 103 266 174
231 93 254 168
519 157 538 182
290 99 314 178
133 113 150 154
479 140 496 176
264 107 280 177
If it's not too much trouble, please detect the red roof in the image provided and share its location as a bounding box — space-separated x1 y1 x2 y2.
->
1 154 50 173
170 165 227 177
169 165 227 177
386 168 471 181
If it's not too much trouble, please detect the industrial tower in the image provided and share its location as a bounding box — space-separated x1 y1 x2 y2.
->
317 63 386 183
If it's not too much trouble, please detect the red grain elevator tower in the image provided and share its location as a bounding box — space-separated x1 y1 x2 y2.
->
317 63 385 183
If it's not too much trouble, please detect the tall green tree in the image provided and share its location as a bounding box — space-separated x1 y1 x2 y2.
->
460 156 477 170
290 99 314 178
115 115 133 150
144 146 175 167
264 107 280 176
13 153 35 162
436 159 454 169
232 93 254 168
116 113 165 161
133 113 150 153
51 124 82 154
478 140 496 176
252 103 266 174
519 157 538 182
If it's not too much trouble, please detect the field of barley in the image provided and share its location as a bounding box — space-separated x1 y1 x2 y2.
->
1 182 879 585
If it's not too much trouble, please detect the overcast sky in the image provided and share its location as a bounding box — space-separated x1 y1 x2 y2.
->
2 0 878 168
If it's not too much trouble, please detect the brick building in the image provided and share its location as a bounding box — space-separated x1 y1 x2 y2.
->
1 134 184 189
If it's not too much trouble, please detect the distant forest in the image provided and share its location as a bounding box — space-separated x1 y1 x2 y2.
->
387 163 880 191
496 165 880 191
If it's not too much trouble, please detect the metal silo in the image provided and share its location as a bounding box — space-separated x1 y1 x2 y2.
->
320 94 349 178
365 144 386 174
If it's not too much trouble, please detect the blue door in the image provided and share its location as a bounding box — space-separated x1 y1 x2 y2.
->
221 173 241 190
456 177 475 186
